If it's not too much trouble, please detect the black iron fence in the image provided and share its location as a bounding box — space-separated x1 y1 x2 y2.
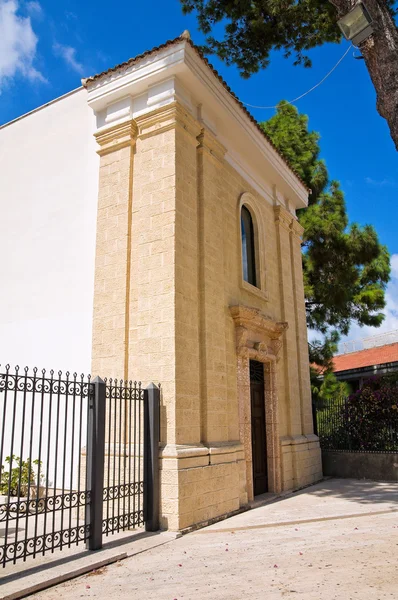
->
0 365 160 567
316 395 398 453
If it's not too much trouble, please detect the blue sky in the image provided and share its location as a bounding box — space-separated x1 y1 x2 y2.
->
1 0 397 343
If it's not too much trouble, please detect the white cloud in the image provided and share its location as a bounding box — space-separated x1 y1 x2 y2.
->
53 42 84 75
26 1 42 16
365 176 397 187
0 0 45 88
390 254 398 280
65 10 77 20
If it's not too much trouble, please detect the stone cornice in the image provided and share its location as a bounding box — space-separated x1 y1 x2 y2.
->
290 218 304 239
197 128 226 162
134 101 201 141
233 324 284 362
230 305 288 340
95 120 137 156
274 205 294 231
184 43 309 206
85 40 308 209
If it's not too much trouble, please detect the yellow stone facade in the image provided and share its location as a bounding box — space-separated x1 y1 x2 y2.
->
90 97 322 531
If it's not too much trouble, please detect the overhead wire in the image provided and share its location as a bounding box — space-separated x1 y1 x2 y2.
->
233 44 353 110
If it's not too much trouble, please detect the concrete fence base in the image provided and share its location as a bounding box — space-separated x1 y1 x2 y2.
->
322 450 398 481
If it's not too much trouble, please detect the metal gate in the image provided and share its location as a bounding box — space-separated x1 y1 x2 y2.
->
0 365 160 566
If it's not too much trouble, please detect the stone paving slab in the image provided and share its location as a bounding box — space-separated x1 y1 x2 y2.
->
4 479 398 600
203 478 398 530
0 530 178 599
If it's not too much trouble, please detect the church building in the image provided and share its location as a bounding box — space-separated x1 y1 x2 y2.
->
0 33 322 530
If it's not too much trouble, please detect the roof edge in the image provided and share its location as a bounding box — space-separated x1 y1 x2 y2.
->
83 35 309 193
0 86 83 131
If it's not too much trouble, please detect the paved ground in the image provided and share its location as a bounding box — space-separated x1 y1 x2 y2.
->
29 479 398 599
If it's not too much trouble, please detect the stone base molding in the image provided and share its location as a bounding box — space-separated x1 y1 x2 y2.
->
159 442 247 530
160 442 245 467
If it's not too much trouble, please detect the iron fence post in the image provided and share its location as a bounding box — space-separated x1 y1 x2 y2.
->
312 400 318 437
144 383 160 532
86 376 106 550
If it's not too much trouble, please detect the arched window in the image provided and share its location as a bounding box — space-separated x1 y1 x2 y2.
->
241 205 257 287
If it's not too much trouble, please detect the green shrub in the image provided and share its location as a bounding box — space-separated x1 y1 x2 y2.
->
320 374 398 451
0 455 43 497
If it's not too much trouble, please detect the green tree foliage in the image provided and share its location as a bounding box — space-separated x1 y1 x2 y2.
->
309 331 349 405
181 0 342 76
181 0 396 75
261 102 390 399
261 101 390 337
180 0 398 149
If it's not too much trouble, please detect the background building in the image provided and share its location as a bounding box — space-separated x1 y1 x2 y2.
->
334 331 398 391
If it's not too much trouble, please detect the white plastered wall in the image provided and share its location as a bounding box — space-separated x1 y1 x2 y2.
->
0 88 99 374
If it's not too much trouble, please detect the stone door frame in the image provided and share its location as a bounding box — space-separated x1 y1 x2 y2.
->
230 305 287 501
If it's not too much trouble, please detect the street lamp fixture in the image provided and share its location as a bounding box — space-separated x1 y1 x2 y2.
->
337 3 373 46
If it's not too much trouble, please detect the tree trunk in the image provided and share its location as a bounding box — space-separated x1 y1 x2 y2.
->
330 0 398 151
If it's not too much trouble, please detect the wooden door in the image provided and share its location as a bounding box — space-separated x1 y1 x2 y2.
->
250 361 268 495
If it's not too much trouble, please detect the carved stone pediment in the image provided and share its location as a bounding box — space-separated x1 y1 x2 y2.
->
230 304 287 361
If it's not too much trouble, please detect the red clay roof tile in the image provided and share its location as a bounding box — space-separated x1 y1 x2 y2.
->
333 343 398 372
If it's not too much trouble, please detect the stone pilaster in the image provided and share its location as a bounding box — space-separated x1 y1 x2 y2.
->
275 204 302 490
274 206 302 437
197 128 232 444
289 218 322 484
174 107 203 447
290 219 313 435
274 205 322 489
89 120 138 506
129 102 202 449
264 360 282 494
91 121 137 379
236 352 251 498
126 102 204 529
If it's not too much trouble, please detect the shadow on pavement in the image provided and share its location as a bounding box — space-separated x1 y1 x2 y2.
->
0 529 162 585
293 477 398 506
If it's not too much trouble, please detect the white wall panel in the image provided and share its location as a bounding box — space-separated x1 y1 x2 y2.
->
0 88 99 374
